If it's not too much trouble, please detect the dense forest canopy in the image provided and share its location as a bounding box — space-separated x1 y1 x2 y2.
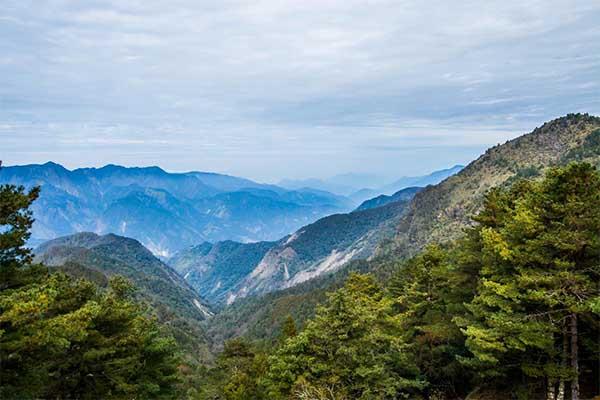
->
0 183 181 399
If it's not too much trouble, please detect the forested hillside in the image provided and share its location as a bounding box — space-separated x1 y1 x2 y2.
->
169 240 277 305
0 184 183 399
389 113 600 256
35 232 214 362
183 115 600 310
197 162 600 400
1 115 599 400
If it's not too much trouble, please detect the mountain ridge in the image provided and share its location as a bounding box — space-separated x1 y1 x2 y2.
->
387 113 600 257
0 163 352 256
356 186 422 211
35 232 213 318
278 165 464 199
169 167 464 305
34 232 216 362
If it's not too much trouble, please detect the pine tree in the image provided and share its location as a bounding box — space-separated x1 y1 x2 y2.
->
457 163 600 397
205 338 269 400
0 182 41 289
389 244 473 397
0 183 181 399
267 273 425 399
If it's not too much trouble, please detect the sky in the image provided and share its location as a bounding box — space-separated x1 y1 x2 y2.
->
1 0 599 182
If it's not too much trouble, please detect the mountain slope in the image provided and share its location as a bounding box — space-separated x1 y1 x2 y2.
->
169 240 276 305
389 113 600 256
225 165 464 301
238 202 407 291
35 232 213 319
185 190 419 304
203 259 371 348
356 186 422 211
186 171 277 192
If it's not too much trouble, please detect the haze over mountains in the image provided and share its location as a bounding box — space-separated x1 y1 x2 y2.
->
5 113 600 393
279 165 463 202
6 114 598 317
9 114 600 313
21 114 599 316
170 185 424 305
3 0 599 394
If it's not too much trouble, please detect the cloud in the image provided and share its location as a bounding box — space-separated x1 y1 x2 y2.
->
1 0 599 180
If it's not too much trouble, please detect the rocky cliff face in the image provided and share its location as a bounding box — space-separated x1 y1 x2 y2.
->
169 192 419 305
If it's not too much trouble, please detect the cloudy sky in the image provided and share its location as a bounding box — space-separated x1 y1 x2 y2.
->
2 0 599 182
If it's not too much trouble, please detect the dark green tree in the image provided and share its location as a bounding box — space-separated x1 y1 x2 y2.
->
279 314 297 342
389 244 473 398
0 182 41 289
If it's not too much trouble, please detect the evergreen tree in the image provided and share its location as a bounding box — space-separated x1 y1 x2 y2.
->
457 163 600 398
0 183 181 399
389 244 472 397
195 338 268 400
267 273 425 399
0 182 41 289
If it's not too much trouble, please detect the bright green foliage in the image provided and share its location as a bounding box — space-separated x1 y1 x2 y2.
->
219 339 269 400
457 163 600 392
194 338 269 400
0 183 181 399
389 245 473 397
267 273 425 399
1 274 181 399
36 232 213 363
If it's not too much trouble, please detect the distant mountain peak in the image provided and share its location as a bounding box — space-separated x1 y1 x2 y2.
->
43 161 65 168
356 186 423 211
